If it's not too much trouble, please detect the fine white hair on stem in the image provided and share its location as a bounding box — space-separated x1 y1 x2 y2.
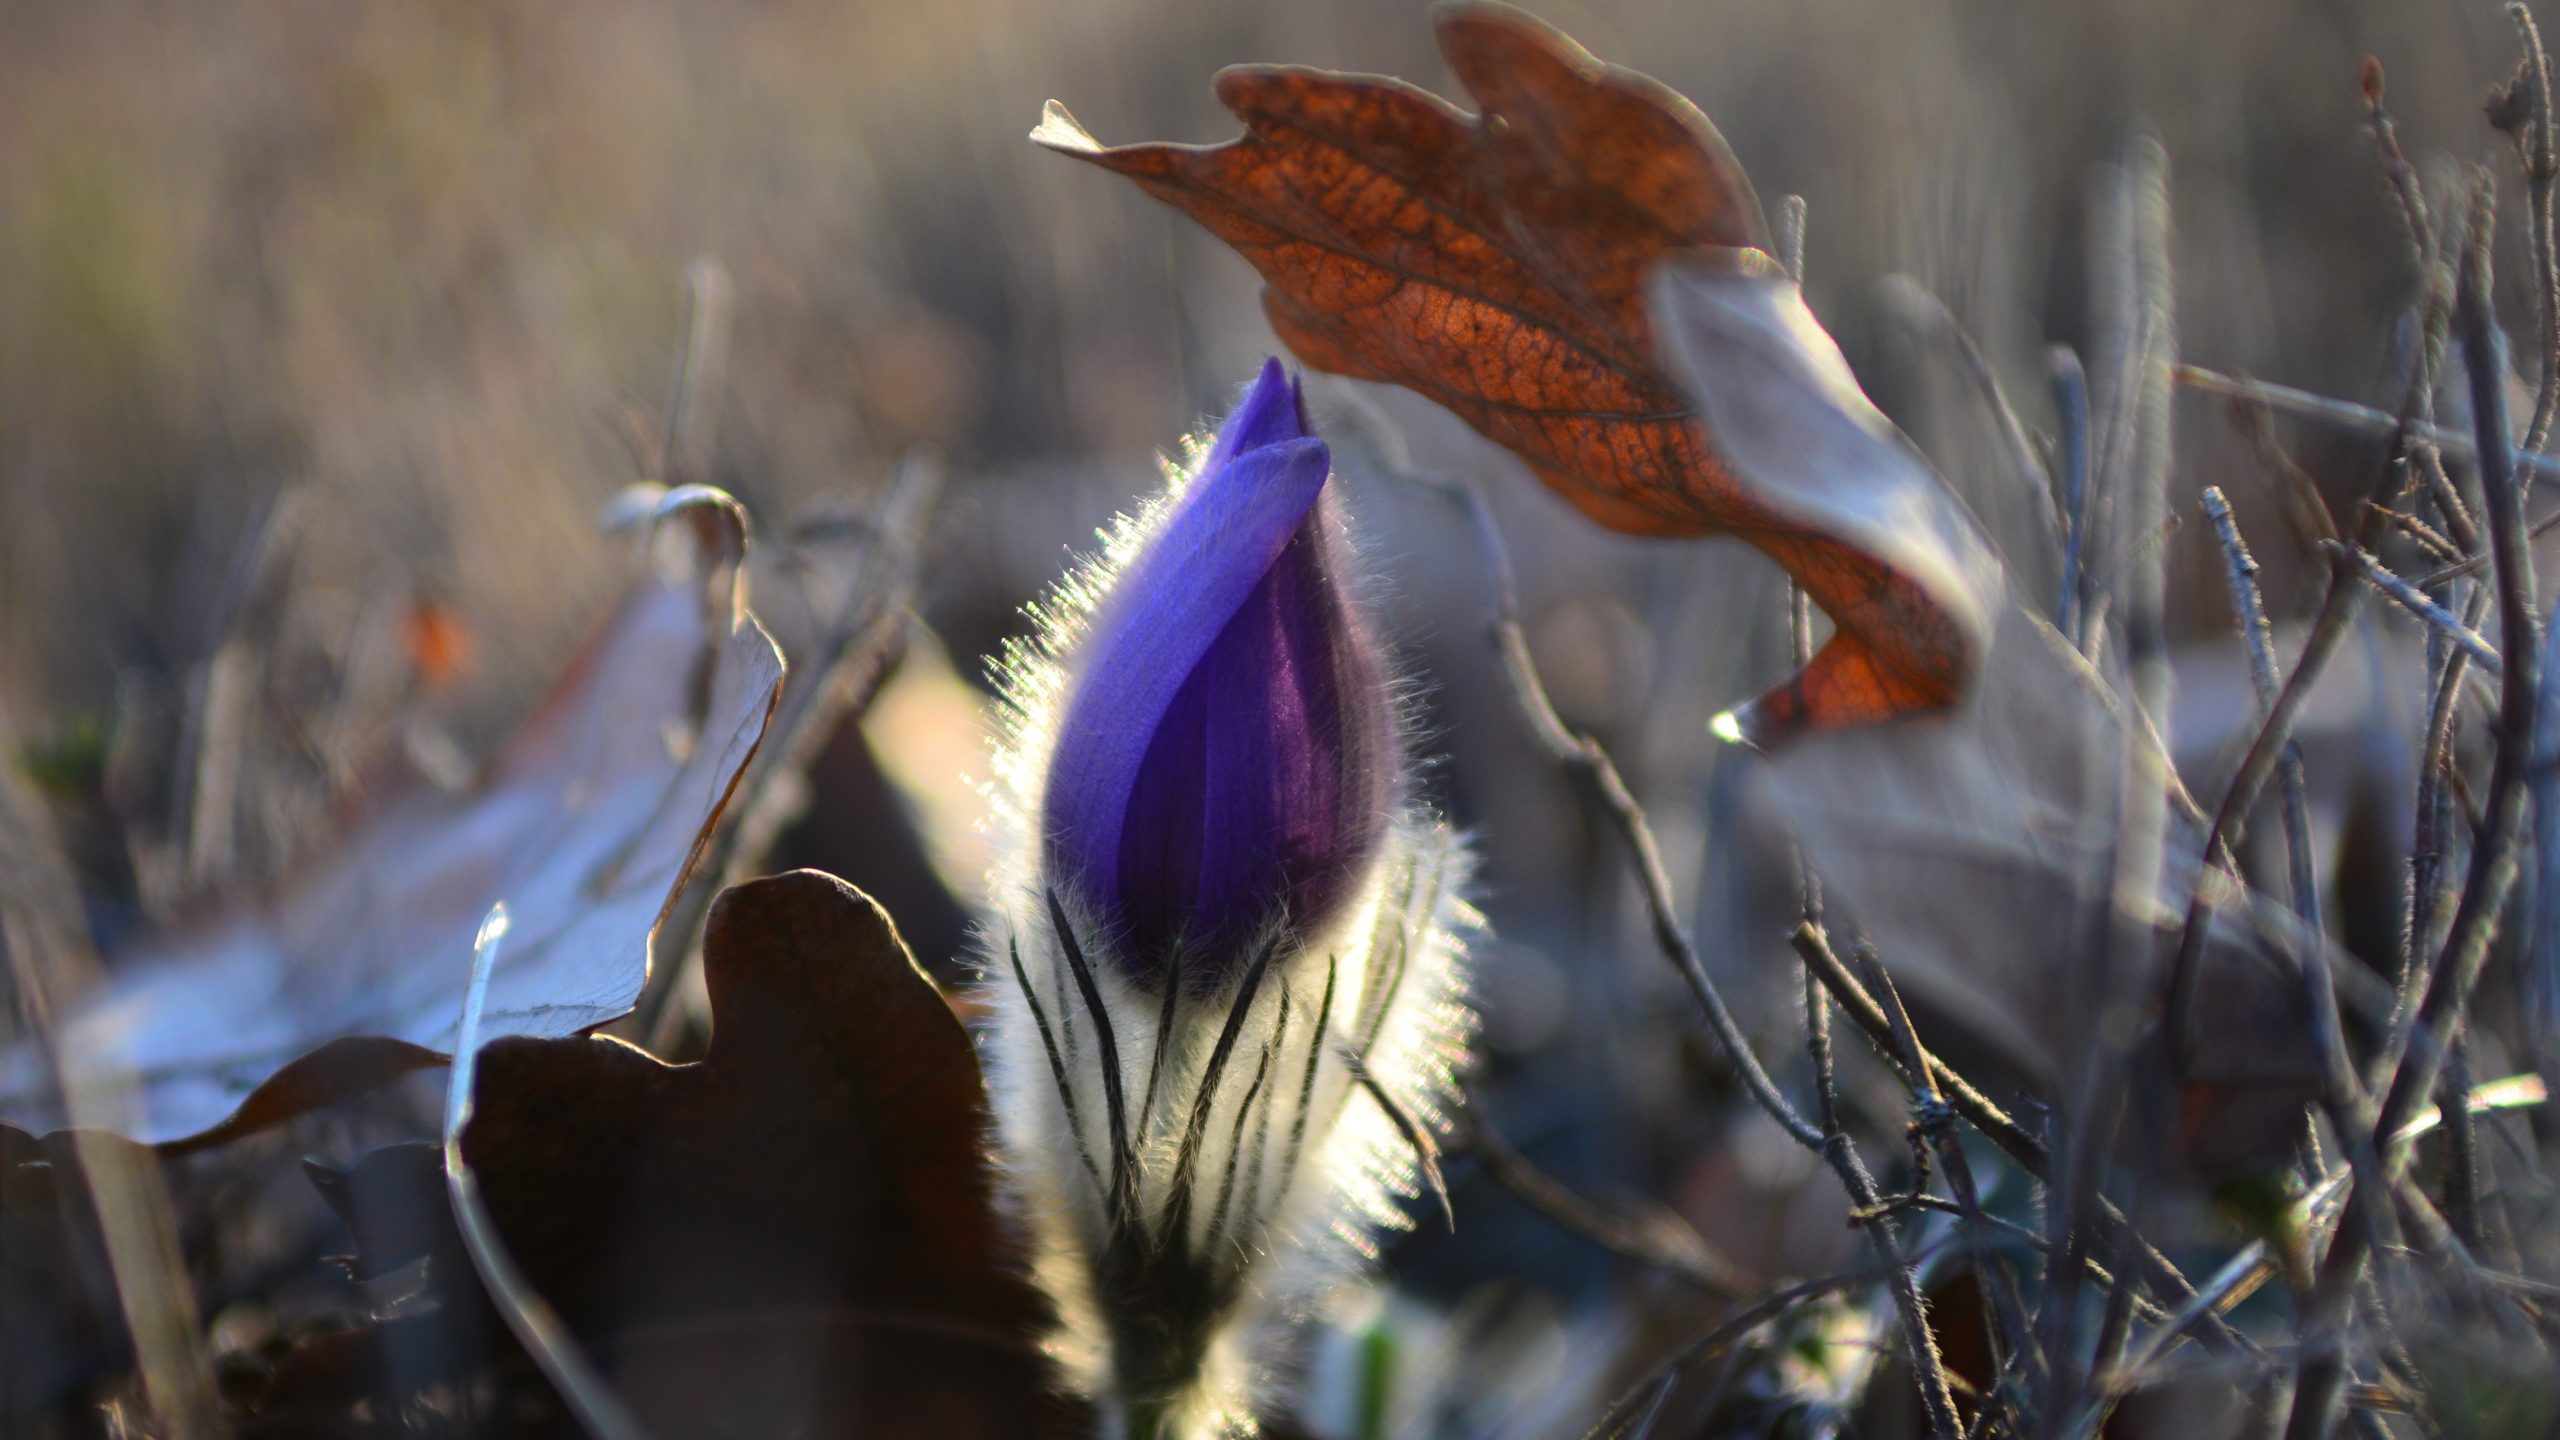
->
972 428 1477 1438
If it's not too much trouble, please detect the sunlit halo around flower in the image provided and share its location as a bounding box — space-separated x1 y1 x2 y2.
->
978 360 1478 1439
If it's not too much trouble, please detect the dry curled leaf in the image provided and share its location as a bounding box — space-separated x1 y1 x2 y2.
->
1036 1 1999 742
0 489 784 1147
299 871 1076 1438
1649 255 2003 740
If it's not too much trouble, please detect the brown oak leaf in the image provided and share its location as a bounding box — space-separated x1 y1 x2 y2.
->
297 871 1080 1437
1034 1 2002 743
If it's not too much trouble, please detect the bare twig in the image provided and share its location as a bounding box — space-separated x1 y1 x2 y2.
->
2288 175 2543 1440
1351 398 1962 1431
2403 584 2494 1011
2412 506 2560 587
2441 1042 2484 1246
2499 3 2560 450
2168 200 2462 1054
1428 477 1820 1153
2106 1074 2544 1413
1789 926 2250 1353
1478 487 1958 1430
2369 504 2467 566
1850 937 2034 1384
1461 1098 1746 1296
1793 937 1963 1436
2198 490 2378 1243
2362 55 2436 266
2199 488 2324 932
2347 542 2504 672
2172 365 2560 483
1578 1236 1984 1440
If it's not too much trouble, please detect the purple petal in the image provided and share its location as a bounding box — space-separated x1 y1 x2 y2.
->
1199 357 1307 477
1042 366 1391 992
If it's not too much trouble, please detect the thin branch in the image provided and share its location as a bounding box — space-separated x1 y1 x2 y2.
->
1818 1126 1964 1440
2289 174 2544 1440
1330 377 1962 1432
2168 204 2461 1053
1792 930 1961 1434
1424 474 1825 1152
1789 925 2251 1353
2347 543 2504 672
2440 1042 2484 1247
2370 504 2467 566
2172 364 2560 483
2501 3 2560 450
2401 582 2494 1042
1578 1235 1986 1440
2413 506 2560 588
2363 55 2436 267
1461 1097 1745 1296
2199 488 2325 935
1849 937 2035 1378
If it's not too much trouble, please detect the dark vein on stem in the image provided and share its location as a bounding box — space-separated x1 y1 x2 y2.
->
1274 956 1339 1215
1012 935 1106 1201
1048 887 1135 1223
1164 933 1279 1250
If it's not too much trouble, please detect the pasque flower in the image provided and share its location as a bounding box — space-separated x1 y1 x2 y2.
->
980 361 1476 1438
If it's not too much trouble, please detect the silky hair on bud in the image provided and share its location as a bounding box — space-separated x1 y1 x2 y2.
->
972 363 1478 1438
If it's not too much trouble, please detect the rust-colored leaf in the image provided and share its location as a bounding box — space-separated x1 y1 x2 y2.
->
298 872 1077 1437
1035 2 2000 742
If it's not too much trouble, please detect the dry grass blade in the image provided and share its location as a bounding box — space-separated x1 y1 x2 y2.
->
0 708 217 1439
663 258 734 488
1879 274 2065 549
444 904 652 1440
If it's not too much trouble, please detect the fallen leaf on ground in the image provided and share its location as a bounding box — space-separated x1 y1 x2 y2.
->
1755 601 2330 1175
0 488 785 1147
291 871 1077 1438
1036 2 1999 742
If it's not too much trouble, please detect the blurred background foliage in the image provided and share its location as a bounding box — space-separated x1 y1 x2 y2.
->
3 0 2554 1433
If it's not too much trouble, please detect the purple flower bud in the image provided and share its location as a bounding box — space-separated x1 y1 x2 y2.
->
1041 360 1392 994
